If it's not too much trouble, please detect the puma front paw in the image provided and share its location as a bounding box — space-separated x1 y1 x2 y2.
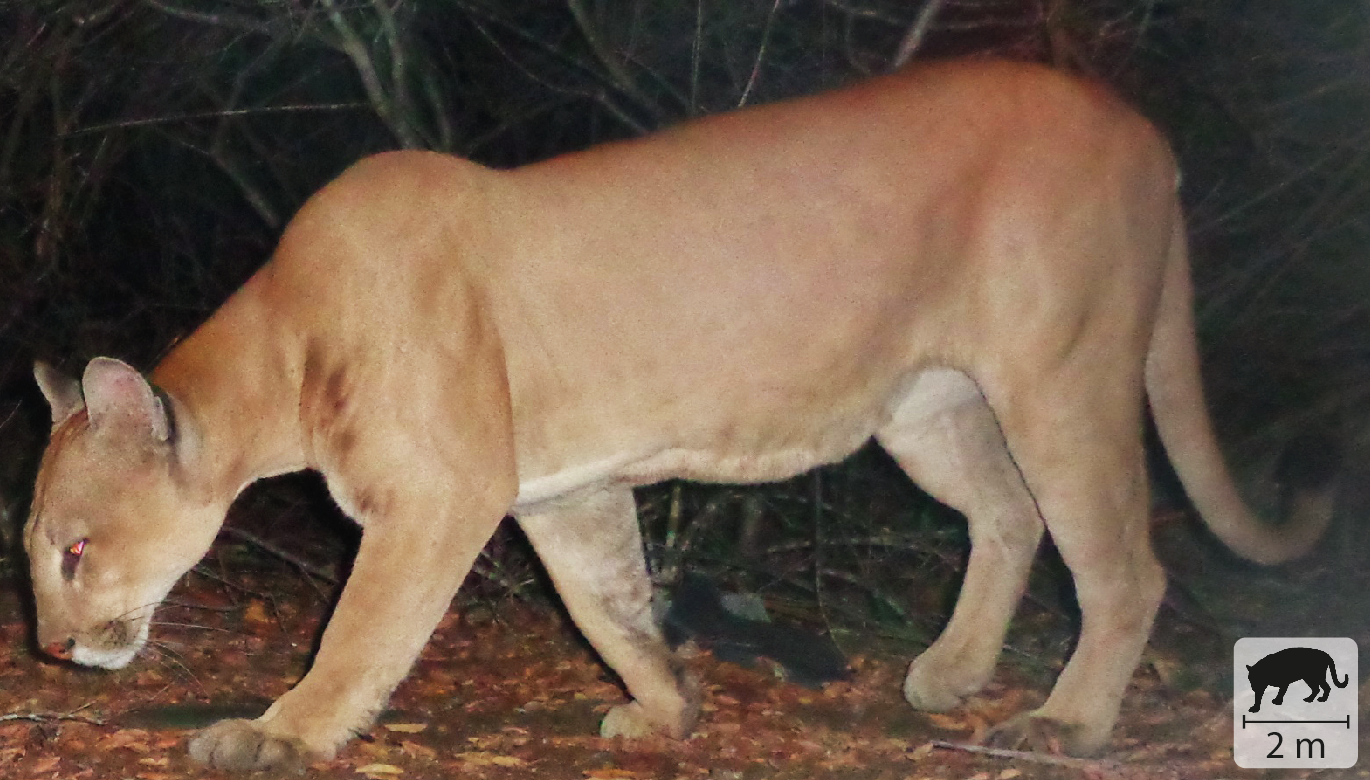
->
187 717 315 773
903 655 990 712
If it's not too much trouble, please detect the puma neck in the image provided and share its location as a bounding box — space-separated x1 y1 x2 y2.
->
150 274 310 499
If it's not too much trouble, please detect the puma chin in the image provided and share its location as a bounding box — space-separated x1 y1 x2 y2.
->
70 619 148 670
27 58 1333 773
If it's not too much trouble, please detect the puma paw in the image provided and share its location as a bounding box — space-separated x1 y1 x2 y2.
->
983 709 1108 757
601 700 696 739
187 717 315 773
600 702 662 739
902 657 987 712
903 666 967 712
600 670 702 740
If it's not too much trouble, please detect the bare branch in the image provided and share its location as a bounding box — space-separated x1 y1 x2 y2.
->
819 0 904 26
207 145 281 229
566 0 662 120
0 701 105 726
141 0 273 32
738 0 782 108
63 102 369 138
222 527 339 584
417 68 455 151
689 1 704 113
932 740 1123 771
461 9 651 136
892 0 947 69
320 0 422 149
372 0 422 145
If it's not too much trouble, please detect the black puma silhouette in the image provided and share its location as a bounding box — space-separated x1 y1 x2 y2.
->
1247 647 1349 713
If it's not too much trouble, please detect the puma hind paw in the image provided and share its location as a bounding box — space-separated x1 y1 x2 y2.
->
600 672 702 740
599 697 698 740
982 709 1109 757
188 717 317 773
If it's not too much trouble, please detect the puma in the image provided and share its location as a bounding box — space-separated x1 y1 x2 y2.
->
1247 647 1349 712
26 59 1331 771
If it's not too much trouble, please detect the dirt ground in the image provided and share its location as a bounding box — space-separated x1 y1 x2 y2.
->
1 515 1367 780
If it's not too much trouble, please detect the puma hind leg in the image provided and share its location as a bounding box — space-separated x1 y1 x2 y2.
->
517 488 700 740
875 370 1045 712
978 368 1167 756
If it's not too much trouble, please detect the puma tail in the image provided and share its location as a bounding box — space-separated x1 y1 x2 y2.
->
1144 209 1336 565
1330 656 1349 688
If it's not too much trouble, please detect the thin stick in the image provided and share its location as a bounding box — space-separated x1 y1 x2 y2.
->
222 527 339 585
931 740 1123 771
892 0 947 69
0 703 105 726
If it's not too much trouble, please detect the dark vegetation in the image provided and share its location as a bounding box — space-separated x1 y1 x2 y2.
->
0 0 1368 756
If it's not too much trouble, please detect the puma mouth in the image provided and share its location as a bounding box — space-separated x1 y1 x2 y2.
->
69 618 150 670
73 642 140 670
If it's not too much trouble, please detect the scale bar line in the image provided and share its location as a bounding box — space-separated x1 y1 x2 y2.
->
1242 716 1351 728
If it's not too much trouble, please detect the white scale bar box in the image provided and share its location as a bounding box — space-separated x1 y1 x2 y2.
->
1234 637 1358 768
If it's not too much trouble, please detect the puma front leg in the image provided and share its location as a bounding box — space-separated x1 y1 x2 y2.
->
189 486 507 772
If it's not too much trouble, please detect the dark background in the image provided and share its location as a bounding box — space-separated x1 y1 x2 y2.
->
1 0 1367 651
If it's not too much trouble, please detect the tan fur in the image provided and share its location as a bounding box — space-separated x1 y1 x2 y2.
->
26 59 1330 771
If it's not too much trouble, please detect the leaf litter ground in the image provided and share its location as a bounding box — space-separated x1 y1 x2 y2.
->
1 516 1367 780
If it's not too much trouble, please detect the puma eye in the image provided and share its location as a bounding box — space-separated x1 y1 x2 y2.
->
61 538 87 580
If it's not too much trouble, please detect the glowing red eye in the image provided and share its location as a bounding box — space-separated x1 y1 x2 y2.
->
62 538 87 580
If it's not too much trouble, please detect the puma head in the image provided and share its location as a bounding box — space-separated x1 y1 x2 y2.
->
25 358 221 669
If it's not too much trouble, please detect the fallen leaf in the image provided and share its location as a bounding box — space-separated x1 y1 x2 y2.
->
457 751 526 767
383 723 428 734
584 769 645 779
243 599 271 625
906 742 935 760
923 712 971 732
399 740 438 761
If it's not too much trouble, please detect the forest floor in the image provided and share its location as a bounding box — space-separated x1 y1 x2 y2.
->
0 507 1367 780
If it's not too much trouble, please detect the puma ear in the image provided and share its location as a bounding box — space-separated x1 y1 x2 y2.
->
80 357 172 443
34 361 85 426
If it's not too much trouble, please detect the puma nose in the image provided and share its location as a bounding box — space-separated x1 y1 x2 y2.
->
43 639 75 661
